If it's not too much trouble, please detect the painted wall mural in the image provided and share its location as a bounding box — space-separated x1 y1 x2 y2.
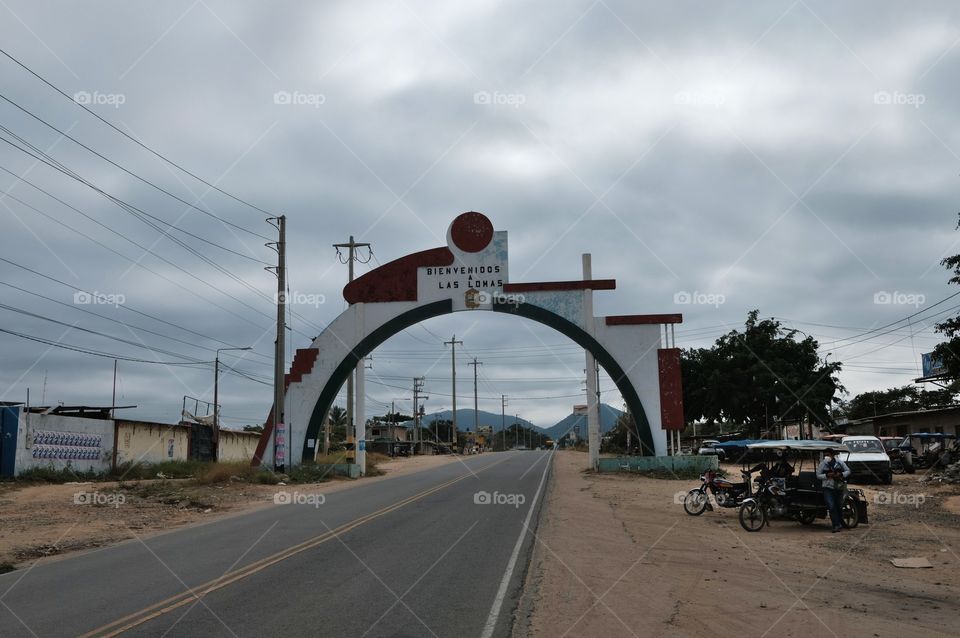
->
31 430 103 460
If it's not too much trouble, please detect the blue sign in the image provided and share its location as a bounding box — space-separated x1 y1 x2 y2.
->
922 352 947 378
359 440 366 451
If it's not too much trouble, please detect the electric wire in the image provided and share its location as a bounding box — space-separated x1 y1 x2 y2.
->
0 45 276 221
0 134 323 338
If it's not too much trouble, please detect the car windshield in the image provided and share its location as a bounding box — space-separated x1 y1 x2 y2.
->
845 440 884 453
882 440 900 450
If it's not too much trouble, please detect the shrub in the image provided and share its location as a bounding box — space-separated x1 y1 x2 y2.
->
16 466 102 483
286 463 334 483
194 461 260 485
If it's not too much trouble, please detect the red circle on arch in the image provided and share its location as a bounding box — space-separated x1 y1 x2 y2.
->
450 212 493 253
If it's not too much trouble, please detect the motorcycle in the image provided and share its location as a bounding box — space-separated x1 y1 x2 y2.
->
736 441 867 532
683 469 753 516
739 475 860 531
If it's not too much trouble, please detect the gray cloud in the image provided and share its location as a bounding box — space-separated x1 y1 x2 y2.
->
1 0 956 429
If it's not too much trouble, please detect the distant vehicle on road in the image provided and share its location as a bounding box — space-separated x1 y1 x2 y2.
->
697 440 726 461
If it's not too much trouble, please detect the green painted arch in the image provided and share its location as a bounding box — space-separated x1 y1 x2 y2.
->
301 299 655 460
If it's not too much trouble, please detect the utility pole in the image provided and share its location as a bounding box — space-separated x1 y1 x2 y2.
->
333 235 372 464
413 377 427 454
444 335 463 450
501 394 507 451
111 360 117 420
323 413 330 457
594 359 602 440
468 358 482 436
267 215 286 471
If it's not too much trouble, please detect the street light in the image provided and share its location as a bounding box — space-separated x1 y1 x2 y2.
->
215 346 252 460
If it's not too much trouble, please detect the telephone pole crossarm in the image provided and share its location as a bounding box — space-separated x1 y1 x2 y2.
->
333 235 373 473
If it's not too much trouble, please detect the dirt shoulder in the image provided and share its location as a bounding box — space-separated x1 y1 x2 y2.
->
517 451 960 637
0 453 458 570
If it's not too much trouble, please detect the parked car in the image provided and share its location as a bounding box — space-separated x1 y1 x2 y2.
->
841 435 892 484
698 440 727 461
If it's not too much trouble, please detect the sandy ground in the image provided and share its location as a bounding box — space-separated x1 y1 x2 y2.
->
516 451 960 638
0 453 458 569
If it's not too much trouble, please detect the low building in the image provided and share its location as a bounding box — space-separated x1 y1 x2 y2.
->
0 405 262 477
367 422 409 441
845 406 960 438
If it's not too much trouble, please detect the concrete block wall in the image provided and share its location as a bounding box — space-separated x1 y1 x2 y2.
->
114 420 190 467
16 412 113 476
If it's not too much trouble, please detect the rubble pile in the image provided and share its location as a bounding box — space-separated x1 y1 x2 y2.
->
922 460 960 484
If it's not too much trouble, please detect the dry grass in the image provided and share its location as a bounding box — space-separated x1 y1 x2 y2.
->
196 461 261 485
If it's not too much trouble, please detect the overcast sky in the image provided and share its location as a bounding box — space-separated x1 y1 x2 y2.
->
1 1 958 429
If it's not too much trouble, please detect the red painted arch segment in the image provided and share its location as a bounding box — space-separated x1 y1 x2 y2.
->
502 279 616 293
343 246 454 304
605 313 683 325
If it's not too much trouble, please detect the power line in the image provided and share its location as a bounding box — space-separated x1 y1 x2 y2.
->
0 325 206 366
0 278 270 362
0 256 262 351
364 378 606 401
810 291 960 348
0 121 270 248
0 137 323 338
0 302 273 382
0 46 277 219
0 180 278 333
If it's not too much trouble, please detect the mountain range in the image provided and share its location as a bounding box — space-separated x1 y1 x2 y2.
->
400 404 624 441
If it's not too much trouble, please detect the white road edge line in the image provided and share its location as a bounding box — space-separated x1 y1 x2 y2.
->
480 449 554 638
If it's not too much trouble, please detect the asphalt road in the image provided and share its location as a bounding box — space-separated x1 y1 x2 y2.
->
0 450 553 638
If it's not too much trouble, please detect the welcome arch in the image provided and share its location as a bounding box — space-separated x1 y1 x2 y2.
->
255 212 685 472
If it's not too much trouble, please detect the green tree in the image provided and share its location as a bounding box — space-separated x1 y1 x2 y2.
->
681 347 723 424
682 310 843 437
840 384 957 420
327 405 348 448
602 409 639 454
933 217 960 379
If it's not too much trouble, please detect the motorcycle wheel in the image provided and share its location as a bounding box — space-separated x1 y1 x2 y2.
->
683 489 708 516
798 510 817 525
739 502 766 532
841 496 859 529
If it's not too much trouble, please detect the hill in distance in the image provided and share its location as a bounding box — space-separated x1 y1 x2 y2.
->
399 404 624 442
403 409 541 432
540 404 624 441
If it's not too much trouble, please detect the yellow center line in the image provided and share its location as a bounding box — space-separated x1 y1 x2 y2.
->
79 454 515 638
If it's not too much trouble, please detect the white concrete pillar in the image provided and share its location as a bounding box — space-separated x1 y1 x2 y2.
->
583 254 600 470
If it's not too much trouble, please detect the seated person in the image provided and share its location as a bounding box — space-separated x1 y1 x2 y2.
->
747 454 795 481
769 456 795 478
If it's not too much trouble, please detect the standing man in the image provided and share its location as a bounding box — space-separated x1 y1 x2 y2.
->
817 448 851 533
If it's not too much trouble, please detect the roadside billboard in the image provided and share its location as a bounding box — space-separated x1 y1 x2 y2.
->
922 352 947 378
